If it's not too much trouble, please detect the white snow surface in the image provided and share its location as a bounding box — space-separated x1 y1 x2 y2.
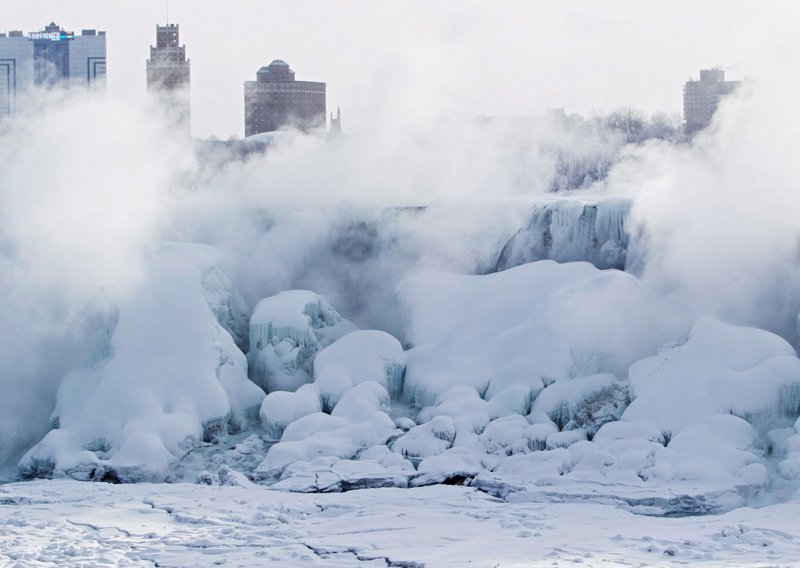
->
18 244 265 482
3 480 800 567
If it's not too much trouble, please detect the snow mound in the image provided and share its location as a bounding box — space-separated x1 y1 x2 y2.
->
413 447 483 486
398 260 685 407
313 330 406 409
251 328 405 484
259 384 322 440
330 381 391 422
19 244 265 482
392 416 456 460
280 412 349 442
624 317 800 433
478 414 533 455
248 290 356 393
253 411 398 481
417 387 492 440
659 414 768 487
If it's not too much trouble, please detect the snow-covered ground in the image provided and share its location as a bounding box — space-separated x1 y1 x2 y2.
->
2 480 800 567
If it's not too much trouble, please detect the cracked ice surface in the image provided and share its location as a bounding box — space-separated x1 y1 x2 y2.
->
3 480 800 567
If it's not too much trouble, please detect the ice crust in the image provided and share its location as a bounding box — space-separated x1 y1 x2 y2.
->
19 244 265 482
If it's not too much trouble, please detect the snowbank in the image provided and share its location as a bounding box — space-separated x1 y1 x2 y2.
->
624 317 800 433
398 260 685 406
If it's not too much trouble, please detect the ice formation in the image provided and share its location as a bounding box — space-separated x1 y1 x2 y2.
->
241 261 800 509
253 408 398 481
252 326 406 486
494 197 631 272
532 373 627 435
248 290 356 392
18 244 265 482
200 261 251 352
392 416 456 461
775 417 800 479
9 227 800 514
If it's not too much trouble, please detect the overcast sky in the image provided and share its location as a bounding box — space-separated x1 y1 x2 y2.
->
5 0 798 138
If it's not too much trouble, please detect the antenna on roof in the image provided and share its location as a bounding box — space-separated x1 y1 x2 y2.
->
166 0 169 24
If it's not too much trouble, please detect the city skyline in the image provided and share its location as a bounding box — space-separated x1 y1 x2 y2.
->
1 1 797 138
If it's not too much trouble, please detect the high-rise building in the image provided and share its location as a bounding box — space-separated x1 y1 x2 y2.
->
683 68 740 134
244 60 326 137
330 106 342 134
146 23 190 134
0 22 106 117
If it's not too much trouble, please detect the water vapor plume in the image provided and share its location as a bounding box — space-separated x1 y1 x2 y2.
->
0 89 193 464
611 69 800 343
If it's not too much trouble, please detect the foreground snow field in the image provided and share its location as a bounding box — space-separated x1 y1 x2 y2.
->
2 480 800 567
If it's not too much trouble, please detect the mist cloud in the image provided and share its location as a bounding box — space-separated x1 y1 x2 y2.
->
609 71 800 341
2 57 800 467
0 90 192 464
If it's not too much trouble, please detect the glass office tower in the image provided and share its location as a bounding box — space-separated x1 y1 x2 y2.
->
0 22 106 117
